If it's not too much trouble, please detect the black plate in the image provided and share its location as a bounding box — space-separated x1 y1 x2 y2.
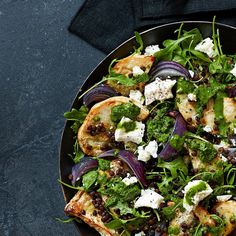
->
60 21 236 236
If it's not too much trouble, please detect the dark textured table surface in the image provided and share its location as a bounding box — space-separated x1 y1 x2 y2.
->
0 0 105 235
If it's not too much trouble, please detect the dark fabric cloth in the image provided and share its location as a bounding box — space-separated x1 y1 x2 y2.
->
69 0 236 54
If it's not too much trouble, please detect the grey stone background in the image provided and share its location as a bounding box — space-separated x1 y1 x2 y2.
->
0 0 105 235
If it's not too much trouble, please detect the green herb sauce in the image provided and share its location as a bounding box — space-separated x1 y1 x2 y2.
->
98 159 111 171
177 78 195 94
187 139 217 162
147 107 174 143
168 226 180 235
111 103 140 123
169 134 186 151
185 181 207 205
195 79 225 116
118 120 136 132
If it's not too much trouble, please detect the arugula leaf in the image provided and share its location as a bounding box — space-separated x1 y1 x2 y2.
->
82 170 98 190
113 201 133 215
155 34 195 61
181 28 203 49
106 74 136 86
134 31 143 54
158 157 188 178
72 140 84 163
64 106 88 133
64 106 88 121
105 219 123 230
190 49 212 63
56 217 82 224
161 200 183 221
134 73 149 83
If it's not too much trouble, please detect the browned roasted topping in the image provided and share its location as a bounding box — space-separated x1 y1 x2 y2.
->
87 122 106 136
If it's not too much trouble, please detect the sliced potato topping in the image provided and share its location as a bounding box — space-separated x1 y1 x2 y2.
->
223 98 236 122
65 191 119 236
213 200 236 236
113 54 154 77
201 99 217 134
193 205 215 227
176 94 197 127
78 96 149 156
107 54 155 96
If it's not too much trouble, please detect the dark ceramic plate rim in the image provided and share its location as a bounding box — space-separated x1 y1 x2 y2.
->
59 21 236 235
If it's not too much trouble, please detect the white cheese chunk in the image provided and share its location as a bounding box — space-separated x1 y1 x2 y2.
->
134 189 164 209
230 64 236 77
122 173 138 186
187 93 197 102
144 45 160 55
137 140 158 162
194 37 215 58
234 128 236 134
145 140 158 158
220 154 228 162
129 90 144 105
114 117 145 144
203 125 213 133
132 66 144 76
216 195 232 202
183 180 213 212
144 78 176 105
134 232 145 236
189 70 194 78
137 145 151 162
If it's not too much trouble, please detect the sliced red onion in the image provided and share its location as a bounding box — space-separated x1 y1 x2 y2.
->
98 149 147 187
71 157 98 186
83 85 119 107
159 112 187 161
225 86 236 98
150 61 191 79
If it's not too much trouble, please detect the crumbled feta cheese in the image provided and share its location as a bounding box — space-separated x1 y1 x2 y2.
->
134 232 145 236
132 66 144 76
122 173 138 186
129 90 144 105
114 117 145 144
183 180 213 212
189 70 194 78
137 140 158 162
144 45 160 55
145 140 158 158
134 189 164 209
216 195 232 202
231 138 236 146
230 64 236 77
187 93 197 102
203 125 212 133
137 145 151 162
234 128 236 134
220 154 228 162
194 37 215 58
144 78 176 105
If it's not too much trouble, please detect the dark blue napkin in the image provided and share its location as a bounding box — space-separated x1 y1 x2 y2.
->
69 0 236 53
